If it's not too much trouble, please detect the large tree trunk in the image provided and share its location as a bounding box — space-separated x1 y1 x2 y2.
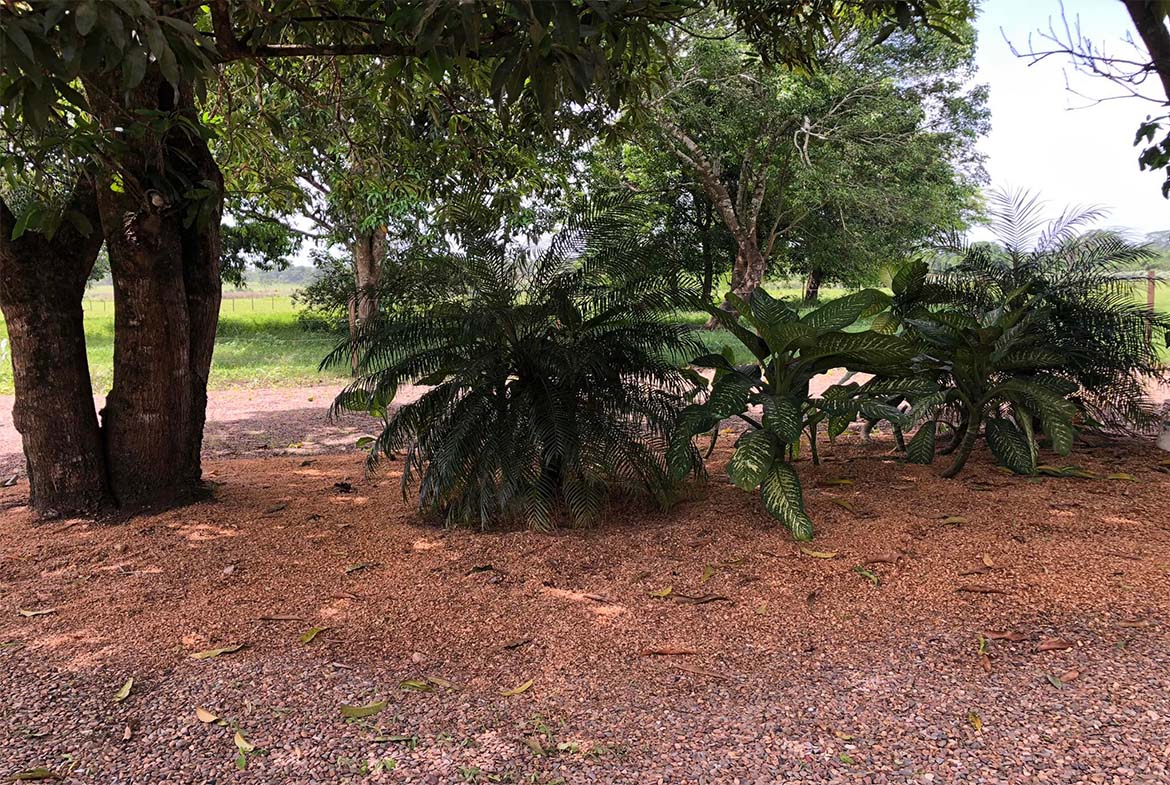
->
803 268 825 303
0 185 111 515
352 226 387 326
83 69 223 510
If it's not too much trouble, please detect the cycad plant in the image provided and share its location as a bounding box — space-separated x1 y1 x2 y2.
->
668 288 916 540
884 188 1169 475
323 197 705 530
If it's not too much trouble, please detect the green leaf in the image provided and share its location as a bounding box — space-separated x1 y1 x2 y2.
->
986 417 1035 475
341 700 388 718
705 374 753 419
749 287 797 329
74 2 98 36
726 430 776 491
113 677 133 703
759 463 814 541
801 289 891 332
760 395 802 443
905 421 936 464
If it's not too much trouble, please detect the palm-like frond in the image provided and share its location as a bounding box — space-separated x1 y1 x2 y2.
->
323 196 704 529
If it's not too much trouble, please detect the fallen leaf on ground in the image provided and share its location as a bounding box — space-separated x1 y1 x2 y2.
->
863 553 898 564
853 566 880 585
639 646 697 656
344 561 380 575
1118 620 1153 629
234 731 255 754
673 593 730 604
8 769 60 781
499 679 534 697
1106 473 1137 481
967 711 982 732
819 478 854 487
1045 673 1064 689
829 498 859 515
190 643 246 660
982 631 1027 641
1 474 18 488
981 554 994 568
259 614 303 622
300 626 330 644
425 675 455 689
838 752 855 765
17 608 56 618
1037 638 1072 652
832 730 854 741
941 516 967 525
399 679 433 692
648 585 673 598
195 707 219 723
979 653 992 672
113 678 134 703
800 548 839 559
122 725 132 741
1059 668 1081 683
956 584 1007 594
755 602 768 615
700 565 716 583
264 503 288 513
340 700 387 718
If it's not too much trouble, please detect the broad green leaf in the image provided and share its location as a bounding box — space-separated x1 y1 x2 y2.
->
905 421 936 464
801 289 891 332
726 430 776 491
705 373 753 419
749 287 797 329
760 395 801 443
760 463 814 541
986 418 1035 475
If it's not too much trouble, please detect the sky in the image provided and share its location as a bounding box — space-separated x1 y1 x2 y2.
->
975 0 1167 235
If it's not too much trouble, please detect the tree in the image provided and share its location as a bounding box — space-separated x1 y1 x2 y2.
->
638 8 985 307
0 1 968 516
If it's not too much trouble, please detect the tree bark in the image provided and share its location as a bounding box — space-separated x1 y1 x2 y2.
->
1123 2 1170 101
803 268 825 303
0 185 111 515
82 68 224 509
352 226 387 326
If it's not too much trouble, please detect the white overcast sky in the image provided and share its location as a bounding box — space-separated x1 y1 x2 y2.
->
976 0 1167 235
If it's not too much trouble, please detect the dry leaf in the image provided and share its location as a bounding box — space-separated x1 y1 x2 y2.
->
982 631 1027 642
800 548 839 559
195 707 219 724
1118 620 1153 629
425 675 455 689
1045 673 1064 689
754 602 768 615
648 585 673 598
941 515 967 525
832 729 854 741
978 653 992 672
400 679 433 692
190 643 246 660
1059 668 1081 683
829 498 859 515
113 678 133 703
340 700 387 718
9 769 61 781
863 553 898 565
344 561 380 575
502 638 532 650
673 593 730 604
1106 473 1137 481
967 711 982 732
264 503 288 514
981 554 994 568
234 731 255 754
1037 638 1072 652
122 725 133 741
819 478 853 486
499 679 534 696
639 646 697 656
699 565 716 583
258 614 304 622
299 626 330 644
17 608 56 618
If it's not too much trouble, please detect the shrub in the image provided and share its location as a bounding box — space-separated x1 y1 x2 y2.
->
322 198 704 530
667 288 916 539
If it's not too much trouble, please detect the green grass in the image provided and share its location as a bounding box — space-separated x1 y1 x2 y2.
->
2 281 1166 396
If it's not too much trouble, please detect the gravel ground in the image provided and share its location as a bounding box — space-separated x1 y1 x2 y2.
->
2 426 1169 783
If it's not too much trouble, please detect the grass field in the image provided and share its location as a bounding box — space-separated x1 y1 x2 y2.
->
1 283 1167 396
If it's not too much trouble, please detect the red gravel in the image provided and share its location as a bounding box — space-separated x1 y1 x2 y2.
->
2 421 1169 783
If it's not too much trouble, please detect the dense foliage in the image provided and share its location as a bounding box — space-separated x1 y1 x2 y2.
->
323 199 704 530
668 288 915 539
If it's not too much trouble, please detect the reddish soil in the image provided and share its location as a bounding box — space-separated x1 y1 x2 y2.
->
2 423 1169 783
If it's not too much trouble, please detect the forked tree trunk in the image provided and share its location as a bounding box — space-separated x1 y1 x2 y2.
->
0 185 111 515
83 69 223 510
